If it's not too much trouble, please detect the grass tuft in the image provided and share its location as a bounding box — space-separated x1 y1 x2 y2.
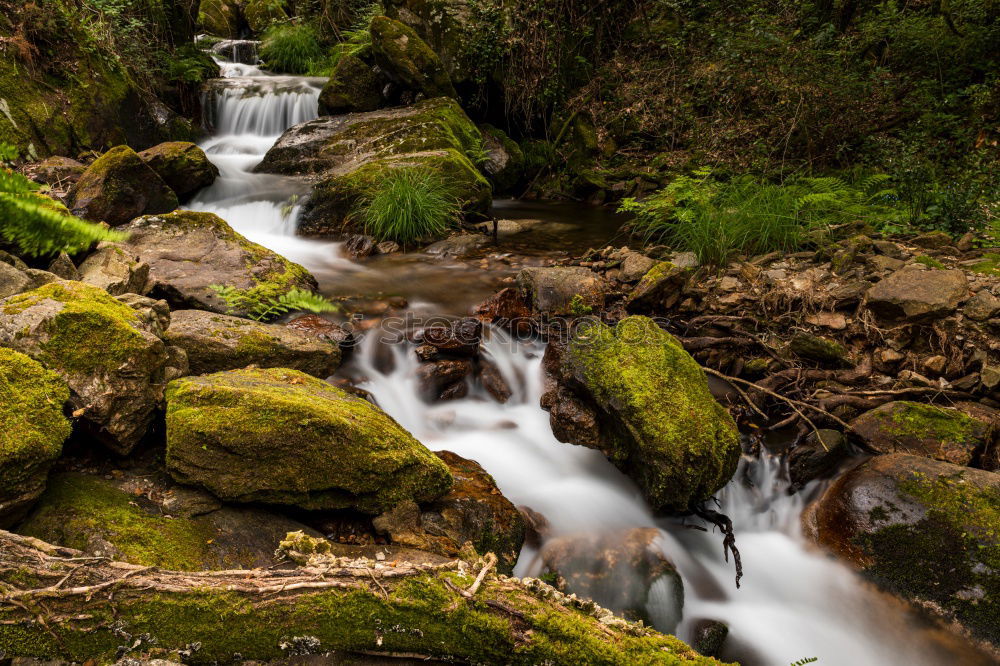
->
259 23 324 74
351 167 461 245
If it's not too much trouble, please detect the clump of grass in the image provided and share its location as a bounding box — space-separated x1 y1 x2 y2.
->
259 23 324 74
352 168 460 245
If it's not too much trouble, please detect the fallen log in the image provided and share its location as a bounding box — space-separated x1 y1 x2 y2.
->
0 530 719 665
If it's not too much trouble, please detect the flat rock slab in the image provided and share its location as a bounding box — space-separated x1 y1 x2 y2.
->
865 266 968 321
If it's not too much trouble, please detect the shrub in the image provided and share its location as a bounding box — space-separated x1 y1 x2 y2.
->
351 167 460 245
619 169 902 265
0 144 124 257
260 22 324 74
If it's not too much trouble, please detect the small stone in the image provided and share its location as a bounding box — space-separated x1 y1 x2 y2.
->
718 276 741 291
923 355 948 375
963 289 1000 321
879 349 905 364
872 240 904 258
47 252 79 281
805 312 847 330
867 255 905 273
789 333 849 365
670 251 700 269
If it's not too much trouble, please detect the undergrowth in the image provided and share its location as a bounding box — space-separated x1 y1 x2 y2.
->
259 22 325 74
351 167 461 245
0 144 124 256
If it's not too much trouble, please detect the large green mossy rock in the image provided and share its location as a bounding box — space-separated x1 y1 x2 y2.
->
370 16 457 99
165 368 453 513
199 0 241 37
138 141 219 201
563 316 741 511
257 98 491 236
479 123 525 194
383 0 476 84
18 472 325 571
0 349 70 527
68 146 179 226
850 401 991 467
808 453 1000 649
0 281 184 453
318 55 387 115
243 0 288 33
119 210 318 315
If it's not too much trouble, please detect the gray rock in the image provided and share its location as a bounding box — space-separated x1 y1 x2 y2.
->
0 261 33 299
516 266 606 315
618 251 657 282
865 266 968 321
77 243 151 296
424 233 491 259
165 309 341 377
963 289 1000 322
46 252 79 281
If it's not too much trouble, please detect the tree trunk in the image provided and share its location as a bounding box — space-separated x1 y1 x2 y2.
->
0 530 717 665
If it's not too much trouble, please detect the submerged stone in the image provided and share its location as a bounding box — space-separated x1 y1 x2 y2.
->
0 349 70 527
165 367 453 513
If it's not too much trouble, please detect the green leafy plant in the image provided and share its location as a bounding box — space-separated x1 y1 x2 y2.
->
326 2 383 70
260 22 325 74
210 285 339 321
790 659 818 666
620 169 903 265
351 167 461 245
0 143 124 257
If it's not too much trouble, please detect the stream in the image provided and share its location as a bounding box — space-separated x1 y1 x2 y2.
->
185 54 992 666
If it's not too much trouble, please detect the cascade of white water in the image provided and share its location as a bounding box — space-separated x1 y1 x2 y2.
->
349 328 988 666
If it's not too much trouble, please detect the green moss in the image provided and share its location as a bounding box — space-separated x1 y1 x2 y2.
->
567 316 740 511
69 145 179 224
885 402 983 448
914 255 946 269
318 55 385 114
789 333 849 365
0 349 69 523
199 0 240 37
969 253 1000 277
165 368 453 513
1 280 147 376
243 0 288 33
0 574 720 664
17 473 215 571
370 16 456 99
860 470 1000 645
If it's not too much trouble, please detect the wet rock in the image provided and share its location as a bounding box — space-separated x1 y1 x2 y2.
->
549 317 740 511
424 233 491 259
344 233 377 258
18 471 324 570
166 367 453 513
478 359 512 403
865 266 968 321
789 333 850 366
788 429 851 487
76 243 151 296
516 266 606 315
626 261 689 310
137 141 219 201
67 145 178 226
479 124 525 194
118 210 317 315
318 55 387 114
806 454 1000 649
414 317 481 357
0 260 33 299
692 620 729 659
376 240 401 254
541 528 682 624
0 281 183 453
474 287 533 333
849 401 990 466
369 16 456 99
964 289 1000 321
0 349 70 527
46 252 79 281
165 309 341 377
373 451 525 574
285 314 355 348
27 156 85 186
416 358 473 401
519 505 551 547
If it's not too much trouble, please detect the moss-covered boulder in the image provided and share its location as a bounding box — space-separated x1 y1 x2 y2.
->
119 210 318 315
166 368 453 513
257 98 490 236
138 141 219 201
551 317 741 512
479 123 525 194
370 16 457 100
373 451 525 574
67 146 179 226
849 401 991 467
0 349 70 527
382 0 476 85
17 471 325 571
318 55 387 115
517 266 607 315
0 281 185 453
243 0 289 33
198 0 241 37
788 332 850 366
165 309 341 377
807 454 1000 649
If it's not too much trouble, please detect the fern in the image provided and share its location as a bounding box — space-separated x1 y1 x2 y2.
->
790 658 818 666
0 143 125 257
211 285 340 322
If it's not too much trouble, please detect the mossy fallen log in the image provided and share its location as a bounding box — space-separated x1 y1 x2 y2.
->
0 530 723 665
